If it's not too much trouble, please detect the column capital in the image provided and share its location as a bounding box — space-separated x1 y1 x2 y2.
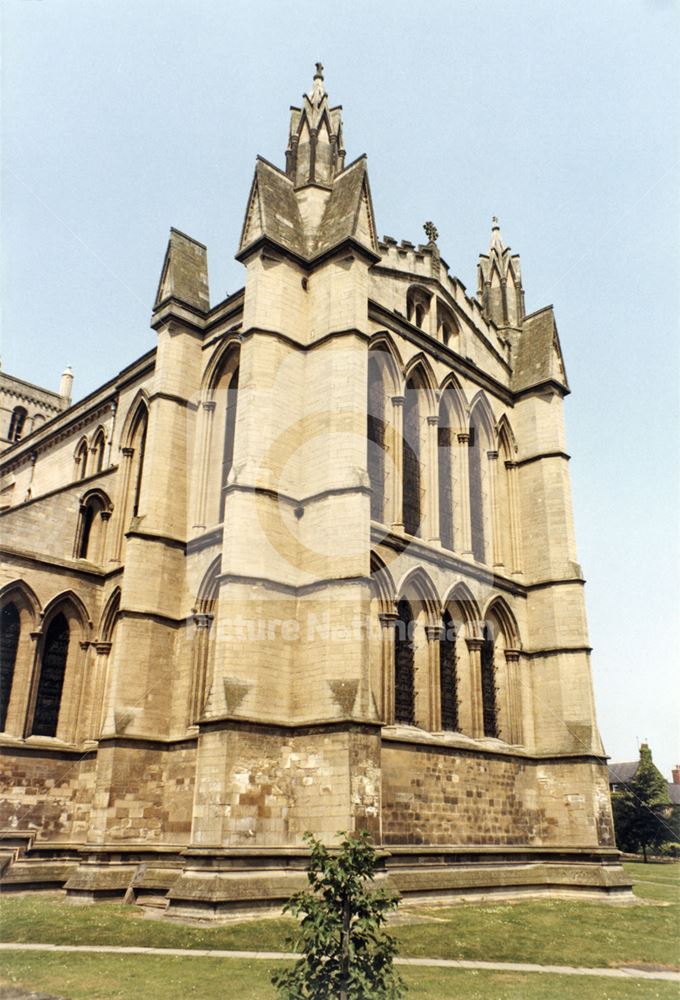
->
192 612 214 630
100 510 112 522
457 432 470 444
95 641 113 655
466 637 483 652
121 447 134 458
426 415 439 426
504 648 521 664
425 624 443 642
391 394 405 407
202 400 217 412
487 450 499 460
378 611 399 629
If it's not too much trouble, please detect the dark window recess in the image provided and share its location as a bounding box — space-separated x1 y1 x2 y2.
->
220 366 239 521
438 421 454 550
8 407 27 443
394 598 415 725
132 414 148 517
31 613 70 738
78 504 96 559
469 424 485 561
481 624 499 738
0 603 20 730
403 381 421 536
440 611 458 731
367 358 386 522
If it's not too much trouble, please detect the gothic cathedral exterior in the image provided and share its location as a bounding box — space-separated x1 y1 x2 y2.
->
0 69 629 914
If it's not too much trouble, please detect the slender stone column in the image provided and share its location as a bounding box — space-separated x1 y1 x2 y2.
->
378 612 398 724
465 637 484 738
194 400 216 530
506 460 523 574
425 624 443 730
189 612 214 727
390 396 404 531
488 450 504 569
91 641 112 737
457 432 473 555
504 648 522 745
112 447 134 562
427 415 440 544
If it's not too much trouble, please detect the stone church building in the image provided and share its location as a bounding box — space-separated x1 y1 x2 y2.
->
0 67 628 914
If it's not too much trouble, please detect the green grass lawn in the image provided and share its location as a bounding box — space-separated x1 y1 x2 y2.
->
0 861 678 998
0 953 678 1000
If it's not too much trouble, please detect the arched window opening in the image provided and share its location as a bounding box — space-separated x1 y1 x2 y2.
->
130 408 148 517
481 623 498 738
0 603 20 730
403 377 422 537
92 431 106 473
367 355 387 522
74 439 89 481
406 286 431 330
437 301 458 348
32 613 70 738
440 611 458 731
438 399 455 551
394 599 415 725
469 421 485 561
75 493 109 561
8 407 27 443
219 365 239 521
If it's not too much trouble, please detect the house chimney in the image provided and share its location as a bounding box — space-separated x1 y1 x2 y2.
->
672 766 680 785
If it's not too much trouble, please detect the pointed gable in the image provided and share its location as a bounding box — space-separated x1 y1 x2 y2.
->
153 228 209 312
314 157 378 258
238 158 307 260
511 305 569 394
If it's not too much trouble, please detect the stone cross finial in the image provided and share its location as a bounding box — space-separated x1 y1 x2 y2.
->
423 221 439 244
309 63 326 106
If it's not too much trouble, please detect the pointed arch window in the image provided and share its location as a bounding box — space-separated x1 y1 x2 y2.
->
394 598 415 725
440 611 458 731
75 492 110 561
8 407 27 443
367 354 387 522
438 398 455 551
219 365 239 521
92 430 106 473
403 377 422 537
74 439 89 481
469 421 485 562
130 408 148 517
406 286 431 330
0 603 20 731
481 623 498 738
31 613 70 738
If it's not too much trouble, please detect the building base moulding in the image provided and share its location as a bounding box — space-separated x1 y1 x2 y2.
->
0 838 633 917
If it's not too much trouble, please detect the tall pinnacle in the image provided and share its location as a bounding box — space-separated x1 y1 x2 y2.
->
285 64 345 187
477 217 524 326
490 216 505 252
308 63 326 107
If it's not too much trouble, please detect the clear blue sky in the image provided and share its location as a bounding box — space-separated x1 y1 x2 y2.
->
2 0 678 777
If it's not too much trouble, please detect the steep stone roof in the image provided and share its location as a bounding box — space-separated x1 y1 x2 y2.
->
153 228 209 312
511 305 569 394
238 155 378 263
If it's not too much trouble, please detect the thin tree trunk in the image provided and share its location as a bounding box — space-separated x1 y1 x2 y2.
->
339 894 350 1000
